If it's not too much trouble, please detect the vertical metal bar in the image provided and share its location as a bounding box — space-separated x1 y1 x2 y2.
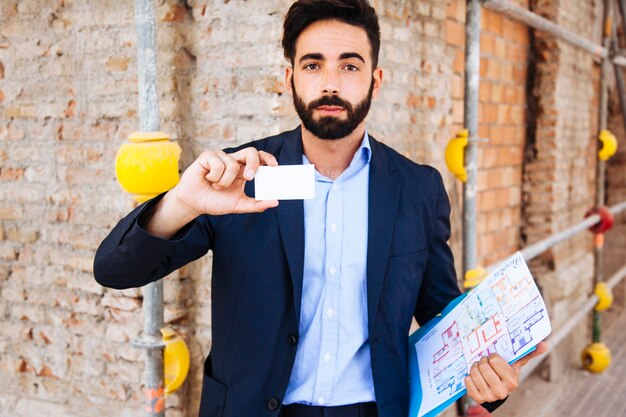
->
459 2 481 412
134 0 164 416
593 0 613 344
136 0 160 132
613 1 626 135
463 0 481 276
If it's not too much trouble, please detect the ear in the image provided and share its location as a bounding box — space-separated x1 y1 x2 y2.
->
285 66 294 97
372 67 383 100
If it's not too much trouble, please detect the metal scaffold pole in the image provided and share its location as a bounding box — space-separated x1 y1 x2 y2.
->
593 0 612 346
462 0 481 278
459 1 481 414
134 0 165 415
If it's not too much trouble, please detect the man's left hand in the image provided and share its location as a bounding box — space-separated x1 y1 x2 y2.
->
464 341 549 403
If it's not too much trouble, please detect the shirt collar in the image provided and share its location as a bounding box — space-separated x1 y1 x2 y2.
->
302 131 372 164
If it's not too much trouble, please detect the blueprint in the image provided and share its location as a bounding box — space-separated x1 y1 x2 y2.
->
408 252 551 417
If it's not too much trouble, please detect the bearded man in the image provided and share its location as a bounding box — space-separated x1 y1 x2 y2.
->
94 1 545 416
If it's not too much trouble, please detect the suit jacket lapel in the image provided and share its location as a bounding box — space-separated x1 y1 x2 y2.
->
275 127 306 324
366 137 402 332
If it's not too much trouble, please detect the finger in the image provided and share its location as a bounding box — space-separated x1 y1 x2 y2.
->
232 196 279 214
464 375 485 404
199 152 227 184
230 147 261 180
258 150 278 167
212 151 241 189
469 360 495 402
478 356 508 399
488 354 519 392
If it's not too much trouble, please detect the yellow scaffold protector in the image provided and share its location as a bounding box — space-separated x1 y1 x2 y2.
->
598 129 617 161
581 342 611 373
115 131 182 203
594 282 613 312
161 327 190 395
445 129 469 182
464 266 487 289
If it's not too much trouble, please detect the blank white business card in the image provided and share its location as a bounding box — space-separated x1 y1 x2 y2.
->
254 165 315 200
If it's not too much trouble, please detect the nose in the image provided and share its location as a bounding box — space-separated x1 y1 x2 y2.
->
321 69 340 96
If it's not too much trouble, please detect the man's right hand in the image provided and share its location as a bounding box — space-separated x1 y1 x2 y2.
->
142 147 279 239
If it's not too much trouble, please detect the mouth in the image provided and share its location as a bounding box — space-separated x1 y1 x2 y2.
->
316 105 345 115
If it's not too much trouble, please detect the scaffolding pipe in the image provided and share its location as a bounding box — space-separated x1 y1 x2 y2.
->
614 1 626 136
519 215 601 263
134 0 164 416
487 200 626 271
520 264 626 381
481 0 626 67
592 0 613 345
462 0 481 277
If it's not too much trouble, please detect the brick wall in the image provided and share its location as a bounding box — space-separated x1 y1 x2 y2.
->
522 0 602 376
0 0 620 415
0 1 462 415
446 0 529 269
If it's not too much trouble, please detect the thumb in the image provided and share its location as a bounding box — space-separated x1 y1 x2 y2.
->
514 341 549 370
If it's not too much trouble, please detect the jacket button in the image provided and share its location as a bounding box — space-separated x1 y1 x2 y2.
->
288 334 297 345
267 398 279 410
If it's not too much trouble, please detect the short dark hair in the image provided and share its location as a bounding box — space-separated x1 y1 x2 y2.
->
282 0 381 69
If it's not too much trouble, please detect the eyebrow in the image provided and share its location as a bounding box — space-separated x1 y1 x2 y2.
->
298 52 366 64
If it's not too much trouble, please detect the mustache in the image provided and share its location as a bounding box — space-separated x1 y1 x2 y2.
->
307 95 354 112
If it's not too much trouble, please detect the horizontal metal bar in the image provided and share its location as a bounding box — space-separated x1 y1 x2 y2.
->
519 264 626 381
609 200 626 215
614 55 626 67
481 0 626 67
482 0 607 59
488 200 626 271
520 214 600 262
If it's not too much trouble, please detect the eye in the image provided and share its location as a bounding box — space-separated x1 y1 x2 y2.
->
344 64 359 72
303 63 320 70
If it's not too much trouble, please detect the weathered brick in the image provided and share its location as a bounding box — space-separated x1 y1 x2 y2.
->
101 294 142 312
105 56 130 72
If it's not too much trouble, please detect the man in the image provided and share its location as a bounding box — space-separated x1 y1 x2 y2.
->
94 1 546 416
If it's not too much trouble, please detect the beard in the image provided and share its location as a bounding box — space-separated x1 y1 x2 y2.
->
291 76 374 140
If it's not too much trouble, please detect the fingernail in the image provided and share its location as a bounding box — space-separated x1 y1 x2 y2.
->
245 169 254 180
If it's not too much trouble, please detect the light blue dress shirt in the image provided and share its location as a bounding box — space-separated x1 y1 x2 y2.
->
283 133 375 406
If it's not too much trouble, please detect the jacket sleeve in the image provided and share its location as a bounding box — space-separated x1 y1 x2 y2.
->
413 170 508 413
413 169 462 325
93 193 214 289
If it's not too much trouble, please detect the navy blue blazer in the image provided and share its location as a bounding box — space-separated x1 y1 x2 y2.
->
94 127 465 417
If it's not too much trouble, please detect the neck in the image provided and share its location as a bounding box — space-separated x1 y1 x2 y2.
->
301 123 366 180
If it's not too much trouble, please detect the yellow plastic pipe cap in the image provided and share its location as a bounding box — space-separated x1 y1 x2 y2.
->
445 129 469 182
161 327 190 395
464 266 487 289
115 131 182 203
598 129 617 161
594 282 613 312
581 342 611 373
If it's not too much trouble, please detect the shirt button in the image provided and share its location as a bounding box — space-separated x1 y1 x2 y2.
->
267 398 279 410
318 396 325 405
288 334 297 345
326 308 334 317
324 352 331 362
330 223 337 232
329 267 336 275
332 183 339 190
